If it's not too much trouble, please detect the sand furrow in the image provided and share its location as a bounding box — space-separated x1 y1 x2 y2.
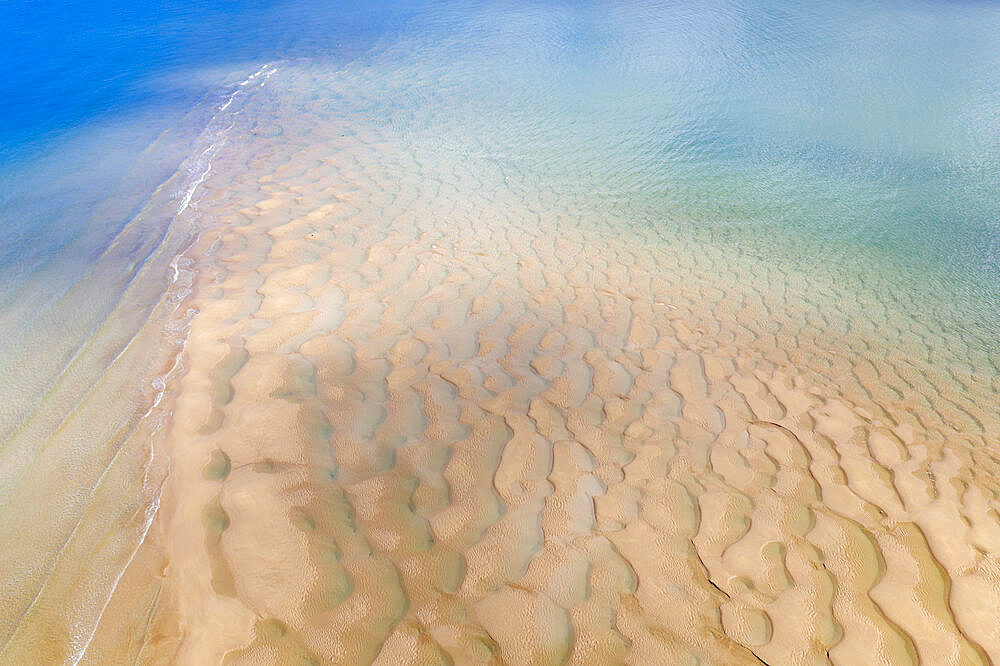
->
79 63 1000 666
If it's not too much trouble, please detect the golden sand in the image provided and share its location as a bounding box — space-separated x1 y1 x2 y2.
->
66 72 1000 665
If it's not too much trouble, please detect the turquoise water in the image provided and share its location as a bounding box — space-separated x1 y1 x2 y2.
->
3 0 999 425
2 0 1000 659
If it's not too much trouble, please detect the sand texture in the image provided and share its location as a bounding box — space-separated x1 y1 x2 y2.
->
74 64 1000 666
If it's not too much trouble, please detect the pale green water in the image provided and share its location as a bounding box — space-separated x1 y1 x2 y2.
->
317 0 1000 361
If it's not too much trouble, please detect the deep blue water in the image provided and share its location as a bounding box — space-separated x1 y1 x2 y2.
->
3 0 1000 310
3 0 402 154
2 0 413 288
0 0 421 499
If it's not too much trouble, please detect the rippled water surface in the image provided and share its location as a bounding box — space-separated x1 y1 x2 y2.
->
2 0 1000 662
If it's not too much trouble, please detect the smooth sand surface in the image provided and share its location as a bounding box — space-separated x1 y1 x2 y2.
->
80 68 1000 665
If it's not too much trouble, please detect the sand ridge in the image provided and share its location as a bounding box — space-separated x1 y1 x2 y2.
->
80 63 1000 665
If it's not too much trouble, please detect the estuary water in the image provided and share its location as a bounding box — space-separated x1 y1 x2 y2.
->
2 0 1000 663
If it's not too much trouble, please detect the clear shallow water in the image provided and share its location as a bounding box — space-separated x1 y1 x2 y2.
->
2 0 1000 661
4 0 998 428
0 0 411 503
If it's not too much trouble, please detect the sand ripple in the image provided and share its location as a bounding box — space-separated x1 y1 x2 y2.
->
82 65 1000 665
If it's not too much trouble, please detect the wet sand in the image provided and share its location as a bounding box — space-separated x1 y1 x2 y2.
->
73 66 1000 665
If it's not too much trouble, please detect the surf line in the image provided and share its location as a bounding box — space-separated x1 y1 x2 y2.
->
63 62 279 666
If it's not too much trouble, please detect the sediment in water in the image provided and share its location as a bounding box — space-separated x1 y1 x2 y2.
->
75 61 1000 665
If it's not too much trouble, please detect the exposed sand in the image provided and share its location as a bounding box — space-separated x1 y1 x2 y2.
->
75 67 1000 666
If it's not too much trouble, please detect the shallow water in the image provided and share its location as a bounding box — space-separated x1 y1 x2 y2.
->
2 0 1000 663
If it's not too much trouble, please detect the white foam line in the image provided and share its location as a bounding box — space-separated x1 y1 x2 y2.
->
63 259 199 666
218 89 240 112
65 61 278 666
239 62 277 87
65 356 186 666
175 64 280 219
65 302 196 666
175 143 217 216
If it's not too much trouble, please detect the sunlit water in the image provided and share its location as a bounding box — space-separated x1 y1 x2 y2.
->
2 0 999 660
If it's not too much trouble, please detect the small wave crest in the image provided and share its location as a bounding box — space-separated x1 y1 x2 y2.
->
62 62 279 666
